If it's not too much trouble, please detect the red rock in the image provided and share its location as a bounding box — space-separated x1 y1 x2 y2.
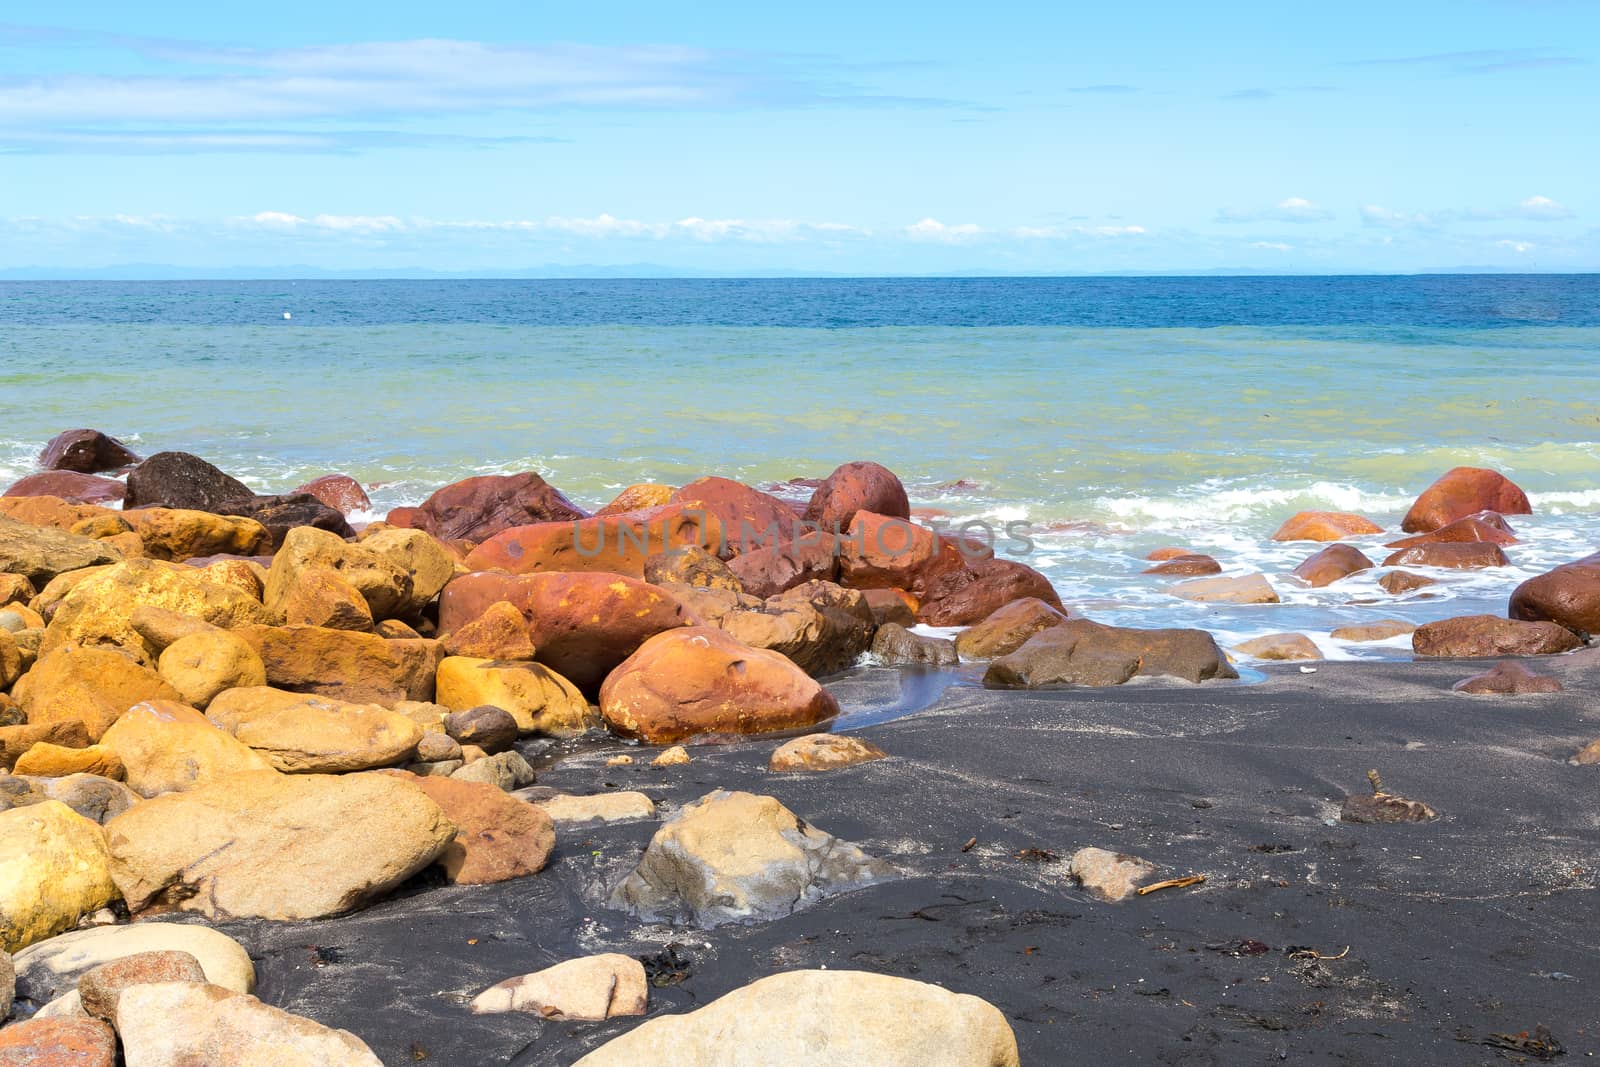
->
0 1016 117 1066
293 474 372 515
388 472 587 542
1381 542 1508 570
1452 661 1563 694
78 950 208 1021
836 511 969 596
438 571 696 692
1385 512 1517 549
1379 570 1437 595
803 461 911 533
954 596 1071 659
1412 615 1581 657
669 477 794 555
725 535 839 598
598 626 839 743
1400 467 1531 533
402 773 555 884
1142 554 1221 577
1271 511 1384 541
1292 544 1375 587
463 505 723 579
38 429 140 474
861 587 916 627
1510 551 1600 636
1145 546 1196 561
916 556 1061 627
3 471 125 505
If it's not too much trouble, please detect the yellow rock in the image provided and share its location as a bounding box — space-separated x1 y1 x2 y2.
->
768 734 887 773
12 742 126 780
0 627 20 688
205 687 423 773
435 656 595 737
157 629 268 708
263 527 412 622
651 745 691 767
232 624 442 705
121 508 271 562
197 559 266 600
12 645 184 742
0 800 119 953
359 528 458 613
2 603 44 629
279 565 374 630
99 699 275 797
440 601 535 660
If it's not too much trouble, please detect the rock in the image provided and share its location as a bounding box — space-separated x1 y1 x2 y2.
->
115 982 383 1066
835 512 966 595
1068 846 1158 902
1341 790 1436 823
156 629 266 708
985 619 1238 687
1331 620 1416 642
0 947 11 1019
0 496 117 532
1234 633 1321 661
1412 615 1582 658
916 556 1062 627
644 545 742 590
670 477 795 554
399 774 554 884
121 509 271 562
0 629 18 689
599 627 840 744
1570 739 1600 765
13 774 138 826
439 571 695 693
1145 546 1196 561
388 472 587 542
0 723 89 773
292 474 371 515
1291 544 1375 587
652 746 690 767
206 687 422 773
954 597 1071 659
3 472 125 506
0 1017 116 1066
464 505 724 579
1452 661 1563 694
123 451 251 511
571 970 1018 1067
1382 542 1508 570
441 705 519 753
78 950 207 1021
610 790 892 927
440 601 535 659
596 483 673 516
374 619 421 639
1401 466 1531 533
218 491 355 548
39 430 140 475
1385 511 1518 549
871 623 958 666
233 623 441 705
725 537 839 599
0 801 117 952
414 732 461 762
861 587 916 627
40 558 271 666
264 526 413 622
8 921 255 1016
1510 551 1600 637
716 581 875 677
449 750 536 791
532 791 655 824
1271 511 1384 541
1173 573 1279 604
12 744 124 781
0 514 123 588
470 954 647 1019
105 771 454 920
357 527 456 613
1379 569 1437 595
435 658 593 737
605 755 633 766
99 700 275 796
769 734 887 773
13 645 184 742
278 566 374 630
804 461 911 534
0 572 34 606
1143 553 1221 576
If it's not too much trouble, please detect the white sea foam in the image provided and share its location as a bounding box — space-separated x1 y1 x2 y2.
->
1094 481 1413 529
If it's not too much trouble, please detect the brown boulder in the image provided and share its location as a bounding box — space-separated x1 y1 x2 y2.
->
400 774 555 884
233 624 442 704
388 472 587 542
596 483 674 516
464 505 723 579
39 429 140 474
1271 511 1384 541
1452 661 1563 694
836 512 969 594
1292 544 1375 587
862 587 916 627
1143 553 1221 576
715 581 875 677
13 645 183 741
1145 546 1196 561
954 597 1071 660
804 461 911 533
263 526 413 622
598 627 840 743
0 572 34 606
984 619 1238 687
917 556 1062 626
293 474 372 515
206 687 423 773
216 491 354 548
1379 570 1437 595
725 535 839 598
3 471 125 505
0 513 123 588
434 657 594 737
1509 551 1600 637
120 508 271 562
441 600 536 660
670 477 794 555
871 623 958 666
1412 615 1581 658
1401 467 1531 533
1384 511 1517 549
438 571 695 692
0 721 89 772
1382 542 1508 570
123 451 252 512
442 705 519 753
78 949 208 1022
12 743 125 780
279 565 374 630
0 495 116 531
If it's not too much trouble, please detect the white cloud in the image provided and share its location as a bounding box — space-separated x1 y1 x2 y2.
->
1496 239 1535 253
1250 241 1293 251
1362 195 1575 229
903 218 983 242
1012 224 1146 238
1512 195 1574 221
1217 197 1335 223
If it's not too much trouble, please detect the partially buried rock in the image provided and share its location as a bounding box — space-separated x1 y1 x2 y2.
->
530 791 656 825
442 705 519 753
610 789 892 927
0 1017 117 1066
1401 466 1530 533
1379 570 1437 595
206 686 422 773
1341 776 1436 824
435 658 593 737
871 622 957 666
1173 573 1279 603
115 982 383 1066
652 746 690 767
78 949 207 1022
1569 739 1600 766
1292 544 1374 587
1234 633 1321 661
4 774 137 826
1412 615 1581 658
399 774 553 884
99 700 274 797
470 953 647 1020
1330 619 1416 642
768 733 887 773
39 429 141 474
1382 542 1508 570
571 970 1018 1067
954 596 1070 660
985 618 1237 687
1385 511 1517 548
1143 553 1221 576
1509 551 1600 638
0 800 117 953
1452 660 1562 694
1271 510 1384 541
1068 846 1158 902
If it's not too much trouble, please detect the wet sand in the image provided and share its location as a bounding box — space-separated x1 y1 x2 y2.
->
214 656 1600 1064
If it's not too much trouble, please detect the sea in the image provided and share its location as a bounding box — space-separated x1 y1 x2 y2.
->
3 275 1598 661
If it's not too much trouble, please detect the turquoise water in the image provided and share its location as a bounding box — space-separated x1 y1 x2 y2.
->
3 278 1599 657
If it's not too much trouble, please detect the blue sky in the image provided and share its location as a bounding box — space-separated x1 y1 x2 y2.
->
1 0 1595 275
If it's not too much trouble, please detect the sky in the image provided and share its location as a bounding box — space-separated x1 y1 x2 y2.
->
0 0 1596 276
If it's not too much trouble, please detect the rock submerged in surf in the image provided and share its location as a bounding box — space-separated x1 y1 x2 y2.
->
1291 544 1374 587
984 618 1237 687
1272 510 1384 542
1173 573 1279 604
1509 550 1600 638
1411 615 1581 658
1400 466 1531 533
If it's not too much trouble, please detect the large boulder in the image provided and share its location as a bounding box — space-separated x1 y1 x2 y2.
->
916 556 1062 626
387 472 587 542
572 970 1018 1067
804 461 911 534
276 565 373 630
1271 510 1384 541
434 658 594 737
1510 551 1600 637
12 645 184 742
216 491 354 548
121 509 271 562
398 773 555 884
100 700 275 796
9 922 254 1018
463 505 723 579
954 597 1071 659
78 950 209 1022
836 512 967 596
206 687 423 773
3 471 125 505
670 477 795 554
232 624 442 704
1412 615 1582 657
611 790 892 926
293 474 371 515
871 623 958 666
38 429 140 474
263 526 413 621
1291 544 1374 587
123 451 252 512
1401 466 1531 533
0 801 117 953
115 982 384 1066
157 629 267 708
599 627 840 743
713 581 874 677
595 483 673 516
985 619 1238 687
726 536 839 598
105 771 455 920
440 601 535 660
357 527 456 612
1382 542 1508 569
1385 511 1517 549
438 571 695 693
0 514 122 588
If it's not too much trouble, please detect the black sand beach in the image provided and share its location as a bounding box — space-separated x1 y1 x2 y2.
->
221 657 1600 1064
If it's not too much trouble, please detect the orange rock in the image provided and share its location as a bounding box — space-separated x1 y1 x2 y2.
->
1145 546 1195 561
12 645 183 741
0 494 117 530
0 720 90 771
1292 544 1375 587
1271 511 1384 542
441 600 536 660
1382 542 1508 570
13 741 126 779
399 773 555 884
232 624 442 705
1379 570 1437 595
803 461 910 534
1412 615 1580 657
1384 511 1517 549
1401 467 1531 533
954 597 1072 659
280 566 375 631
464 505 725 579
596 483 674 516
669 477 796 554
836 512 968 595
